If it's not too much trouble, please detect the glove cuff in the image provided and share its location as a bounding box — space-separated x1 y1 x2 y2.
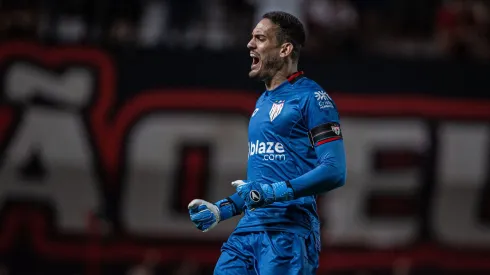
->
272 181 295 202
214 198 238 222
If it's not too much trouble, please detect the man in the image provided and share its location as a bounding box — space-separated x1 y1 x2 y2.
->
188 11 346 275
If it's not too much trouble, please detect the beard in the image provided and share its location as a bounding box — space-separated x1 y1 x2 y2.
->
249 54 285 81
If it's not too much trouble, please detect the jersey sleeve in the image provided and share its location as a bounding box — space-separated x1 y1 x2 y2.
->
287 88 346 198
302 89 343 147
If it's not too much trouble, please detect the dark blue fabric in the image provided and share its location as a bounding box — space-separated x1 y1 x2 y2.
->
289 139 346 198
234 76 345 238
214 231 319 275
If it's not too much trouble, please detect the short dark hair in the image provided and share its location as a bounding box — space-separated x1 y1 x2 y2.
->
262 11 306 61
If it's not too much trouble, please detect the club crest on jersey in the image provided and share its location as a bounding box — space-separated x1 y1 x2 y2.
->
331 125 341 135
269 100 284 122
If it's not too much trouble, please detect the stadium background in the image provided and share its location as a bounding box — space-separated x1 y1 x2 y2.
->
0 0 489 274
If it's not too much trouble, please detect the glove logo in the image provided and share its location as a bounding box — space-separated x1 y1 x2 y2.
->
250 190 261 202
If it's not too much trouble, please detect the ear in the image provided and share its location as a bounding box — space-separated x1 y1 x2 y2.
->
279 42 294 58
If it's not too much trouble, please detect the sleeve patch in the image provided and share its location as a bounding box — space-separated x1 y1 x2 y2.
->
314 90 334 109
308 122 343 147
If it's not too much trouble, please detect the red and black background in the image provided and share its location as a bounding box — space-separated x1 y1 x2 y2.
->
0 41 489 275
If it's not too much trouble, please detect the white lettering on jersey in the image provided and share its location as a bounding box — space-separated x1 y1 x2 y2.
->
314 90 333 109
248 140 286 161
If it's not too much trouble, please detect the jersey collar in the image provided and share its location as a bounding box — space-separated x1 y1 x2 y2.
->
265 71 305 96
287 71 305 84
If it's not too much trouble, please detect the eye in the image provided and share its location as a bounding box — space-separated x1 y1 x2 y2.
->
253 35 266 42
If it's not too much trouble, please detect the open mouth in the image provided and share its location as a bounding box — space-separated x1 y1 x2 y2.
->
250 53 260 69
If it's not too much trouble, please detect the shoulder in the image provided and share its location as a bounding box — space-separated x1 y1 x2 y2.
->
293 77 335 108
293 77 328 97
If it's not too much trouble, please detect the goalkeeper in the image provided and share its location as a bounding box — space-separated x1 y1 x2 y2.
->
189 11 346 275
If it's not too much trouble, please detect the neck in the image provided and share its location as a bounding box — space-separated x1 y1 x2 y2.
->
265 62 298 90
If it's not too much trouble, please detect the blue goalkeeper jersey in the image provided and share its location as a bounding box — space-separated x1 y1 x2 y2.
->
234 72 341 239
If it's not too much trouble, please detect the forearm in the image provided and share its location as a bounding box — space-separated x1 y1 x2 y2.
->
265 139 346 201
289 160 345 198
289 139 346 198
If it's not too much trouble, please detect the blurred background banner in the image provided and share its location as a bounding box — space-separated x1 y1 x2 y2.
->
0 0 489 275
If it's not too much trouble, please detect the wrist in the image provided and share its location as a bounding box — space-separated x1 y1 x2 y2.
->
214 198 238 222
272 181 295 202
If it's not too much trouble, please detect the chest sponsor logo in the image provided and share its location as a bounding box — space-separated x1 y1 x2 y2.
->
248 140 286 161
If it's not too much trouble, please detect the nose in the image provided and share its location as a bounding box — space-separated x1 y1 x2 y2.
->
247 38 255 50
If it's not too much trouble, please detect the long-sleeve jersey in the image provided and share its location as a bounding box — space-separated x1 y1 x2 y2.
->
230 72 346 244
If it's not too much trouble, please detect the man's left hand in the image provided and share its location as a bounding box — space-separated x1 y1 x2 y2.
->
231 180 294 210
